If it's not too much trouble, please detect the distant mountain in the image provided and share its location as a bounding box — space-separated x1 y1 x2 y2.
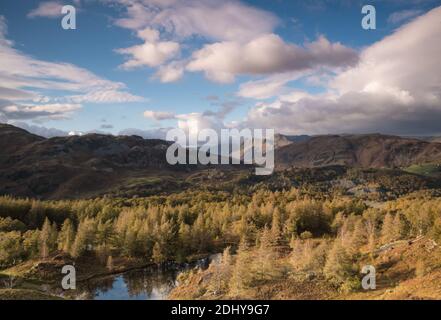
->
231 133 311 160
2 123 441 199
406 135 441 144
0 123 44 156
275 134 311 149
275 133 441 169
0 123 184 199
0 123 251 199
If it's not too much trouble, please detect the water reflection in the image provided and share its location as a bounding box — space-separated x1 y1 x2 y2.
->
88 268 178 300
69 256 217 300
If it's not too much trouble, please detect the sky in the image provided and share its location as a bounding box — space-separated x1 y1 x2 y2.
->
0 0 440 138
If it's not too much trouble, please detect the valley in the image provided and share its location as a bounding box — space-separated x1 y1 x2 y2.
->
1 124 441 300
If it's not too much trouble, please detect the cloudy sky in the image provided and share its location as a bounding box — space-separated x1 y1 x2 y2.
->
0 0 440 138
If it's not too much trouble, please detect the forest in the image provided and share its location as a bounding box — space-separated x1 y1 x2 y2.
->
1 186 440 298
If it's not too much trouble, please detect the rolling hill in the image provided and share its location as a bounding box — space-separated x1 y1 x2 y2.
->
0 123 184 199
275 133 441 169
2 123 441 199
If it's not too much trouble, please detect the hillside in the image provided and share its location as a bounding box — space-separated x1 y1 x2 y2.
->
2 124 441 199
0 124 44 156
275 134 441 169
169 236 441 300
0 124 186 199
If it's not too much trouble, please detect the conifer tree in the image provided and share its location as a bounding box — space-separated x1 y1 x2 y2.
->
306 240 329 272
39 218 57 258
22 230 40 258
207 246 233 295
323 240 356 286
177 222 191 262
96 220 115 250
0 231 23 266
271 208 282 241
381 213 395 244
392 213 409 241
229 239 252 296
123 227 138 257
71 218 96 258
349 219 367 255
58 219 75 253
254 227 279 280
152 242 165 264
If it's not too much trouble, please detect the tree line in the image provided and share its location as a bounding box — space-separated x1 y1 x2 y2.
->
1 189 440 293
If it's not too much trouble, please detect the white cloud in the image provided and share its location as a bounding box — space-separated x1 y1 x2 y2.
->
109 1 357 84
0 87 37 101
118 127 171 140
105 0 281 82
237 72 308 100
68 130 84 136
244 6 441 136
143 110 176 121
117 28 180 69
388 9 423 24
203 100 238 120
1 102 81 121
28 1 65 19
187 34 358 83
332 7 440 99
111 0 278 42
67 90 144 103
12 122 69 137
154 62 184 83
0 15 144 122
176 112 224 138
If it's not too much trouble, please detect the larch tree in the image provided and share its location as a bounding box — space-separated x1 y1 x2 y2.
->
229 239 252 297
254 227 278 281
323 239 356 286
381 213 395 244
392 213 409 241
39 218 57 259
58 218 75 253
152 242 165 264
71 218 96 258
349 219 367 255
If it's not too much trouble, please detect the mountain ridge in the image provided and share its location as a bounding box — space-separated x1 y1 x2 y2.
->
2 123 441 199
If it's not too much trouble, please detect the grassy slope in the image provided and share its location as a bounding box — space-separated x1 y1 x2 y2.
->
170 238 441 300
403 163 441 177
0 289 63 300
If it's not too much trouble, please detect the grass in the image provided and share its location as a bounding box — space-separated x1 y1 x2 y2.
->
124 176 167 188
403 163 441 177
0 289 63 300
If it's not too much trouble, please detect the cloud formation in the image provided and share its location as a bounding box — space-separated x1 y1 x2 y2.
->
109 1 358 85
143 110 176 121
154 62 185 83
27 1 65 18
12 122 69 137
116 28 180 69
237 72 308 100
118 127 171 140
112 0 278 42
243 7 441 135
0 15 144 122
0 101 81 121
388 9 423 24
187 34 358 83
106 0 296 83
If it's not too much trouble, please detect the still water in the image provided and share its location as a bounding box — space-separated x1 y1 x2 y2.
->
85 268 181 300
65 257 215 300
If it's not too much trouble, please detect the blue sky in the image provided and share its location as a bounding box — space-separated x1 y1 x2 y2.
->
0 0 440 137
